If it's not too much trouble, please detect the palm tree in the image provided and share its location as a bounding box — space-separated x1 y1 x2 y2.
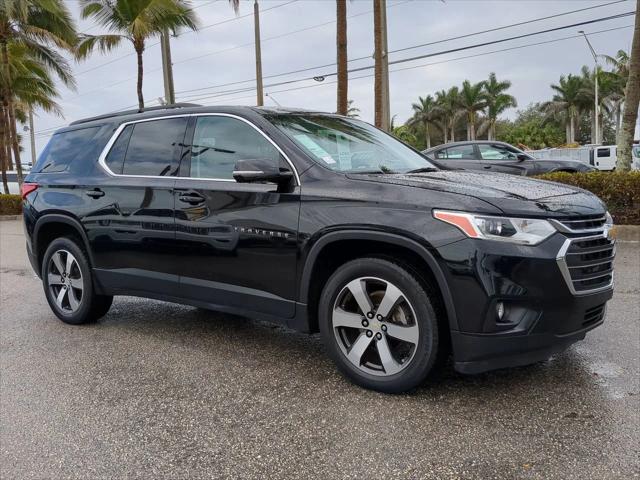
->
479 72 516 140
435 87 461 143
601 49 630 78
408 95 439 149
617 0 639 171
543 74 584 144
458 80 486 140
600 50 630 140
0 0 77 186
77 0 202 110
346 99 359 117
336 0 348 115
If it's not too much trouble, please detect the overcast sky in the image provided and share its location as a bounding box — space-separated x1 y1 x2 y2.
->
26 0 635 161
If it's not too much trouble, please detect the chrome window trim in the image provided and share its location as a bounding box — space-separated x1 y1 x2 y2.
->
556 232 615 296
97 113 301 185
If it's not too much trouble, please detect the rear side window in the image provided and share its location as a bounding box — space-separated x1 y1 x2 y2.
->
436 145 475 160
35 126 101 173
104 124 134 174
121 118 188 176
597 148 610 158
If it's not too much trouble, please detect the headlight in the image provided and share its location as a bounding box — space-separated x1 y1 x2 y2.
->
433 210 556 245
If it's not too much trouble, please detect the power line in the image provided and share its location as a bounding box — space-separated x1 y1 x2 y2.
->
178 24 632 105
173 7 634 98
73 0 298 77
174 11 634 101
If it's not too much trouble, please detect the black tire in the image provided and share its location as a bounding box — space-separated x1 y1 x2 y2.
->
319 257 440 393
41 237 113 325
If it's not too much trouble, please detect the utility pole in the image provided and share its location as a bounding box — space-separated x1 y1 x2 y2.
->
579 30 599 144
161 29 175 105
373 0 390 131
254 0 264 106
28 108 36 166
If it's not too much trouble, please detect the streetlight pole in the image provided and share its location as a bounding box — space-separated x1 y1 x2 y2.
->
579 30 599 144
160 29 175 105
254 0 264 106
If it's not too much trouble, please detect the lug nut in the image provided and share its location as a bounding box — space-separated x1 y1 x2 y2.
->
367 312 374 319
362 319 369 327
375 332 382 340
366 330 373 338
376 314 383 321
381 324 387 332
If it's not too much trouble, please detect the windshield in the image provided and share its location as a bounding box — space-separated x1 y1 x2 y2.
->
267 114 437 173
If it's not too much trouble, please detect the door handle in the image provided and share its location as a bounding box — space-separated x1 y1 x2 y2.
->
483 165 492 169
85 189 105 198
178 193 205 204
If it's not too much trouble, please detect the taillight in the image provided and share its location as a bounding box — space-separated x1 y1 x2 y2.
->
21 182 38 199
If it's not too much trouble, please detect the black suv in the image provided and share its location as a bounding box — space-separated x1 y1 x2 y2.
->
23 105 615 393
423 140 595 176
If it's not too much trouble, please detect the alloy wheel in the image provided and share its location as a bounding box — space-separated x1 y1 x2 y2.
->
332 276 419 376
47 250 84 313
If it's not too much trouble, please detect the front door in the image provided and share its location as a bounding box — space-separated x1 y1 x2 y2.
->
477 143 528 175
84 117 188 296
173 115 300 319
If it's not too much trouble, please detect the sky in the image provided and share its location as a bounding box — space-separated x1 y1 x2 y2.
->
25 0 635 162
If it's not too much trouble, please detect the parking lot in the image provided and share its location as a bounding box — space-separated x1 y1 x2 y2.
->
1 218 638 479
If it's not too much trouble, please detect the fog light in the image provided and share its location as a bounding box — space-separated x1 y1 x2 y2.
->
496 301 505 321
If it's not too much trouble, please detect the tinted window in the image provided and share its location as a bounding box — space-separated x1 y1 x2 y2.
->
189 116 280 179
35 127 100 173
105 124 133 174
478 144 519 160
122 118 187 176
437 145 475 160
597 148 610 158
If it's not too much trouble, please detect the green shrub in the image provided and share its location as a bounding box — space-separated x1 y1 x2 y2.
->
536 171 640 225
0 194 22 216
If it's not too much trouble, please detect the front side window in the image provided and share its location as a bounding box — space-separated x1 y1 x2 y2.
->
478 144 519 160
439 145 476 160
267 114 437 173
189 116 281 179
121 118 188 176
35 126 101 173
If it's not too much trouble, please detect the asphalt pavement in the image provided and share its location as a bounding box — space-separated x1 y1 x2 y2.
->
1 219 638 479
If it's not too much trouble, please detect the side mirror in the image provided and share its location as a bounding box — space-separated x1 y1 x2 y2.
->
516 153 528 161
232 158 293 185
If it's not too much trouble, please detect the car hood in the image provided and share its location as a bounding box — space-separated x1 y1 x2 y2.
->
346 170 606 217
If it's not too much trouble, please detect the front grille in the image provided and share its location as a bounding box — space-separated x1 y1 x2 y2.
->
555 215 607 232
555 215 615 295
583 303 606 328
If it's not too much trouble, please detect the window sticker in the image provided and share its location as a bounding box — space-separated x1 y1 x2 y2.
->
294 134 336 165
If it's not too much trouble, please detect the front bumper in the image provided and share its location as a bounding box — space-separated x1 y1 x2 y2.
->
436 232 614 374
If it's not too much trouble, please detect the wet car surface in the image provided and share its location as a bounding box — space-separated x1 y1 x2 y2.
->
1 219 638 479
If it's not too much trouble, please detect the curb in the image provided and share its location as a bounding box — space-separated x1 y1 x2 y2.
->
615 225 640 242
0 215 21 221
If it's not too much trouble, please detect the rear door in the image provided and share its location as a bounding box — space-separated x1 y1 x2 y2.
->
173 114 300 319
84 117 188 296
432 144 481 171
593 147 615 171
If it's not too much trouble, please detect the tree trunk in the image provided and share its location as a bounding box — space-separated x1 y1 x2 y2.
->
8 101 23 186
373 0 383 129
617 0 640 171
443 121 448 143
336 0 348 116
565 121 571 144
0 109 8 194
425 123 431 149
135 40 145 111
450 124 455 142
614 103 622 139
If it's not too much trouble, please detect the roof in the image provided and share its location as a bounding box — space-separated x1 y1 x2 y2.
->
422 140 513 153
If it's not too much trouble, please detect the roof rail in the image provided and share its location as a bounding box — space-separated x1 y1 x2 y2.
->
69 103 202 126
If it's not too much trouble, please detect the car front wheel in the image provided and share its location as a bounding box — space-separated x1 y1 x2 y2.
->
319 257 440 393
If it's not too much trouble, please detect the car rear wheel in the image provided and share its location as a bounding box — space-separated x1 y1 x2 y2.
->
42 237 113 325
319 257 439 393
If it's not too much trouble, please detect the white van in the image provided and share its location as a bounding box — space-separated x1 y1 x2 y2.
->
590 146 617 171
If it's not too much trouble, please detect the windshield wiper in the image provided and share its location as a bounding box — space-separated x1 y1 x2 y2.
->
406 167 439 174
